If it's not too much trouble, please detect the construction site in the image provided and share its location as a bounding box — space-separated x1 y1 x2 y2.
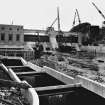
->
0 1 105 105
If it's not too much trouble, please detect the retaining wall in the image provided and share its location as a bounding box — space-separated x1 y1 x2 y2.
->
8 68 39 105
43 65 105 98
75 75 105 98
43 66 74 84
27 61 43 72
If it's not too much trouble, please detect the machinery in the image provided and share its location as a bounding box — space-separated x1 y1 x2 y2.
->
91 2 105 42
56 8 77 53
46 7 61 33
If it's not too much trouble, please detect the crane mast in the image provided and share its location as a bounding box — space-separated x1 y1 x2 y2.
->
92 2 105 20
57 7 61 31
46 7 62 35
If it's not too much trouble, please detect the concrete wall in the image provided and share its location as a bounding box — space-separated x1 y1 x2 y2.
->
8 65 39 105
43 66 74 84
18 58 105 99
75 75 105 98
43 66 105 98
27 61 43 72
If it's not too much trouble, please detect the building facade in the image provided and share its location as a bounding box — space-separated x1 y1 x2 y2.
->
0 24 24 45
0 24 34 60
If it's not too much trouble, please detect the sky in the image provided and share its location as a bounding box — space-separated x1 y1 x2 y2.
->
0 0 105 31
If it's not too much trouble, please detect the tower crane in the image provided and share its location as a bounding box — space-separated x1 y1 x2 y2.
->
46 7 62 34
92 2 105 20
50 17 58 28
57 7 61 32
46 17 57 33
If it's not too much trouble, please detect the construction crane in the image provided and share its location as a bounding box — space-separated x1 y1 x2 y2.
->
57 7 61 32
72 10 77 26
76 9 81 24
46 17 57 33
72 9 81 27
50 17 58 28
49 7 60 29
92 2 105 20
46 7 62 34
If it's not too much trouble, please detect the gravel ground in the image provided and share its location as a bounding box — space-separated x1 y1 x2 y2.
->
30 52 105 84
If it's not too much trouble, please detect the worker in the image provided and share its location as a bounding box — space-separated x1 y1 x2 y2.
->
33 43 43 59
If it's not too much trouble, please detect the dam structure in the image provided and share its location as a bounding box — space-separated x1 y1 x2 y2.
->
0 55 104 105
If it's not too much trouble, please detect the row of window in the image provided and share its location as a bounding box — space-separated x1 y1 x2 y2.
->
1 27 22 31
1 33 20 41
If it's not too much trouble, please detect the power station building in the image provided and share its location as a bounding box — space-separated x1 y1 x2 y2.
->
0 24 34 60
0 24 24 45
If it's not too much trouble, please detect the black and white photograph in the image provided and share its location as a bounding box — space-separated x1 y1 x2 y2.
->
0 0 105 105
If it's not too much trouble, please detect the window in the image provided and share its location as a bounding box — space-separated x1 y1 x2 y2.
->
20 26 23 29
8 34 13 41
9 28 12 30
16 34 20 41
17 28 19 31
1 33 5 41
1 27 5 30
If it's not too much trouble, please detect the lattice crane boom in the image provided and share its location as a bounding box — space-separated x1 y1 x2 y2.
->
73 11 77 26
72 9 81 27
50 17 58 28
76 9 81 24
92 2 105 20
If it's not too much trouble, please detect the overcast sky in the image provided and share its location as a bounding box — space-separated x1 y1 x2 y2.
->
0 0 105 31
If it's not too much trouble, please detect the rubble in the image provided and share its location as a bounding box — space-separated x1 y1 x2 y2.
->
30 52 105 84
0 87 30 105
